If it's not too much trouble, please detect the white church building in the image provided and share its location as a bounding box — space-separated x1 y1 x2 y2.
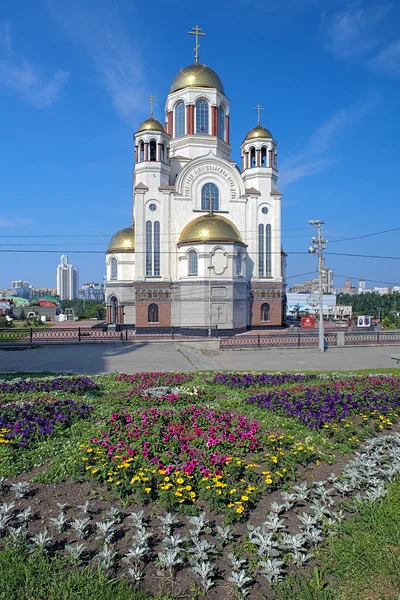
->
106 29 286 334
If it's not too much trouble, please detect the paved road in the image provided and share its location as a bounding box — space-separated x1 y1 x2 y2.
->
209 345 399 371
0 342 194 374
0 342 398 374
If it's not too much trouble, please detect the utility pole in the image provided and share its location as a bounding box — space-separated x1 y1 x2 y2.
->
308 220 327 352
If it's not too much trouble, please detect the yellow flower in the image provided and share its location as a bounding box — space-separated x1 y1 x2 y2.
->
190 492 196 499
107 477 113 482
145 487 151 493
241 495 249 502
229 489 237 494
91 468 99 474
115 481 121 485
176 477 184 484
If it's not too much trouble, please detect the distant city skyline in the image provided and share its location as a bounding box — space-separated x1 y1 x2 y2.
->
1 1 400 287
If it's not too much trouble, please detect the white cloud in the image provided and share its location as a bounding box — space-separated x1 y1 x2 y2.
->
0 21 69 108
280 90 381 186
322 3 392 59
0 216 33 227
46 2 146 124
370 40 400 76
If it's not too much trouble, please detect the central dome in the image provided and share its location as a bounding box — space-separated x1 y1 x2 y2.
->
179 214 243 245
170 64 225 94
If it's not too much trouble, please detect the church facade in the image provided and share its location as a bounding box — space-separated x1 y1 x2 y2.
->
106 42 286 334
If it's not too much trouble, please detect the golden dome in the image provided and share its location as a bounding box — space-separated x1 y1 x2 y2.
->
170 64 225 94
179 214 244 245
107 226 135 253
245 124 273 141
137 116 165 133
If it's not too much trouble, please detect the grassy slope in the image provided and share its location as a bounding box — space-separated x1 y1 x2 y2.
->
274 480 400 600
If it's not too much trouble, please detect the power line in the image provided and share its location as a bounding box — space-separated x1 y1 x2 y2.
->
329 226 400 244
334 274 400 286
0 249 310 255
326 252 400 260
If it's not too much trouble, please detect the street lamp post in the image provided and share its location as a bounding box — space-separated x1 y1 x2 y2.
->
308 220 327 352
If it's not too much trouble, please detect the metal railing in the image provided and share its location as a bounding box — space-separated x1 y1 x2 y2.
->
220 333 337 349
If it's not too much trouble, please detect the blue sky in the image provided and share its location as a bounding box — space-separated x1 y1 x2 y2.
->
0 0 399 290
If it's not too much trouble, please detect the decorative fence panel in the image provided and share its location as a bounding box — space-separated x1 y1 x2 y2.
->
219 333 337 349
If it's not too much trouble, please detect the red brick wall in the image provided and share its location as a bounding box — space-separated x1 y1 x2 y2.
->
136 301 171 328
251 299 282 327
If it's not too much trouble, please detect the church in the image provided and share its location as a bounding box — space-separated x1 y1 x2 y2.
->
106 27 286 334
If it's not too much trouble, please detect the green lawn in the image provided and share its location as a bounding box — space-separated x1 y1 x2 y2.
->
0 546 169 600
274 479 400 600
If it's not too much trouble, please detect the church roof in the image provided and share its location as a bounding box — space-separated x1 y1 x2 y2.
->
107 226 135 253
170 64 225 94
137 116 165 133
179 213 244 245
244 124 273 141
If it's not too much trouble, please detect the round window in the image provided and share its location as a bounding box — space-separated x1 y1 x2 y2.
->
261 207 269 214
149 203 157 212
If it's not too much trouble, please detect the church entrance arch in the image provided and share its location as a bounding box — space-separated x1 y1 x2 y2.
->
110 296 118 324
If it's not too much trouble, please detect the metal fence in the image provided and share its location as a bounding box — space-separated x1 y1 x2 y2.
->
0 327 125 343
344 331 400 345
1 327 400 347
220 333 338 349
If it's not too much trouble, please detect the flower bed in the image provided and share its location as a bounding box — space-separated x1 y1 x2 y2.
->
116 372 194 388
244 376 400 431
0 376 99 397
212 373 318 388
0 398 94 447
83 406 316 515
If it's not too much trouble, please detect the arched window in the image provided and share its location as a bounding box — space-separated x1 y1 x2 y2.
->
161 143 165 163
266 224 272 277
196 99 209 134
149 140 156 161
146 221 160 277
175 101 185 137
154 221 160 276
250 147 256 168
148 303 159 323
236 251 242 276
261 146 267 167
258 223 264 277
261 303 270 322
139 141 144 162
259 222 272 277
110 257 117 280
188 250 198 275
201 183 219 212
218 105 225 140
146 220 152 276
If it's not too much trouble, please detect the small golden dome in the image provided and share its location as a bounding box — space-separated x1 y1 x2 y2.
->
170 64 225 94
245 124 273 141
107 226 135 253
137 116 165 133
179 214 244 245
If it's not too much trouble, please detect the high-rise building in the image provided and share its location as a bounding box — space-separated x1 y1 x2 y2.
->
56 255 79 300
321 267 334 294
11 280 31 300
79 282 105 301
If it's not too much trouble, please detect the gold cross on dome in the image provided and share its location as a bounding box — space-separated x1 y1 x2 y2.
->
188 25 206 65
146 95 157 117
254 103 264 125
205 191 215 215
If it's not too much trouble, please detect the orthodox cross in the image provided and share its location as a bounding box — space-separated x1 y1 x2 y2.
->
146 95 157 117
205 191 215 214
254 103 264 126
188 25 206 65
